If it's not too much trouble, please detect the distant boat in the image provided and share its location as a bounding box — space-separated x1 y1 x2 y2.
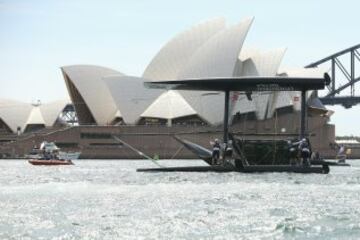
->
58 151 81 160
27 141 79 165
334 146 351 164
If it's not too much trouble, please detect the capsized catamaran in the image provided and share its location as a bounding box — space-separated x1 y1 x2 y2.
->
137 74 331 174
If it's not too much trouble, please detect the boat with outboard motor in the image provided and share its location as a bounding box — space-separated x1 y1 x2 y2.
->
27 141 76 165
26 142 80 160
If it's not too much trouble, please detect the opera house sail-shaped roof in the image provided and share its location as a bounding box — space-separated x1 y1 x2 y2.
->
61 65 123 125
140 90 197 122
0 99 70 133
177 17 253 79
143 18 226 81
232 48 287 120
39 99 71 127
104 76 163 125
178 18 254 124
0 99 33 133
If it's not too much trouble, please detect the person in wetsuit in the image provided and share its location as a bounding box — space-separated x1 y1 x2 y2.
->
299 138 311 167
287 140 298 165
222 140 234 166
225 140 233 158
212 138 221 165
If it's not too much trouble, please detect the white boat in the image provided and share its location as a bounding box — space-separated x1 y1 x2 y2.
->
59 151 81 160
26 141 81 161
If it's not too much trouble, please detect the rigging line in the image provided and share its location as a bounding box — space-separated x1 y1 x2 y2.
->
112 135 163 167
272 110 278 165
242 111 247 133
170 144 185 159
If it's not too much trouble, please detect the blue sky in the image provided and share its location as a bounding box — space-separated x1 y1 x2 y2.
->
0 0 359 135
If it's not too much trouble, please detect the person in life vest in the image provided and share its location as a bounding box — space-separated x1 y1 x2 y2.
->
225 140 233 158
211 138 221 165
223 140 234 166
298 138 311 167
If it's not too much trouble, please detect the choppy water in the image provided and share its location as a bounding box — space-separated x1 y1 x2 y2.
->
1 160 360 240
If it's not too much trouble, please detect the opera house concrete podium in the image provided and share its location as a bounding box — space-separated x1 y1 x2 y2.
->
0 17 336 159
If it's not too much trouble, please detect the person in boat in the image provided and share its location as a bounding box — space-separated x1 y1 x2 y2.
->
337 144 346 163
211 138 221 165
43 150 50 160
299 138 311 167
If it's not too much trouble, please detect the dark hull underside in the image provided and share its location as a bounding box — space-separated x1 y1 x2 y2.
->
28 159 74 165
137 164 329 174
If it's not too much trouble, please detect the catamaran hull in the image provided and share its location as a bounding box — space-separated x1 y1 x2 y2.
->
137 164 329 174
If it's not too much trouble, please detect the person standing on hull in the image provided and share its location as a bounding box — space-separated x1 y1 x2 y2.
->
287 140 298 166
211 138 221 165
224 140 233 166
299 138 311 167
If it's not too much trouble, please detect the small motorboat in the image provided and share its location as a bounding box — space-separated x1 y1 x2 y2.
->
28 159 73 165
27 141 77 166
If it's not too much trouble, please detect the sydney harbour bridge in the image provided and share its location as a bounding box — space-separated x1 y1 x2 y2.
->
306 44 360 109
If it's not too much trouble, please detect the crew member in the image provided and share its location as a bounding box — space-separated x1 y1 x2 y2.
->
299 138 311 167
211 139 221 165
225 140 233 158
287 140 298 165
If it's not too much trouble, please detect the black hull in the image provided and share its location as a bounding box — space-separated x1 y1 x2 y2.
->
137 164 329 174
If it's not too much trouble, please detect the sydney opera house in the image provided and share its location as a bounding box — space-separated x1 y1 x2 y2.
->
0 99 72 134
0 17 337 158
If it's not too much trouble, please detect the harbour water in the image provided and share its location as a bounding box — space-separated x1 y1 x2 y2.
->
1 160 360 239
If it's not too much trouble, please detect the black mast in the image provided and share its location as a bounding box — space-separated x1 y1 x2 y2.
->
300 89 307 139
223 90 230 143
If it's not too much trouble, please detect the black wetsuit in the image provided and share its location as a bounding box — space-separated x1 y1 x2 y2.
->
299 141 311 166
212 142 221 161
